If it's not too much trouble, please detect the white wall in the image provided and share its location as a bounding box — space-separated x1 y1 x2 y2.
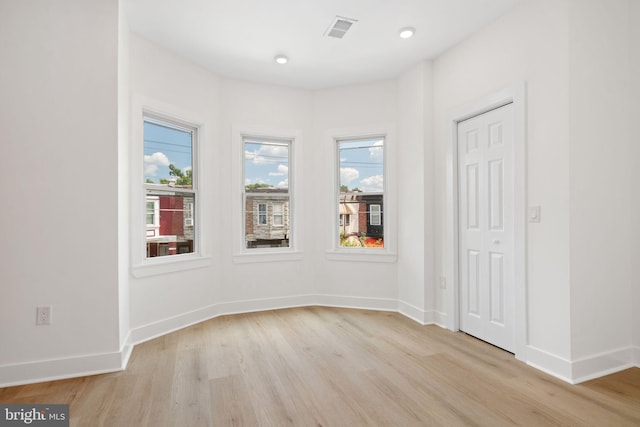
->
433 0 638 381
128 34 221 334
117 0 132 360
218 78 315 304
433 0 573 362
0 0 122 384
631 1 640 353
567 0 632 368
127 35 402 342
312 81 399 305
396 62 434 322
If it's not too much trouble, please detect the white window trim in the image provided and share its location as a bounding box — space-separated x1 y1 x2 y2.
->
131 95 211 278
325 125 397 263
232 125 303 263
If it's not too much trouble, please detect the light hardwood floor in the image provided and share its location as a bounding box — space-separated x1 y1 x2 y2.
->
1 307 639 426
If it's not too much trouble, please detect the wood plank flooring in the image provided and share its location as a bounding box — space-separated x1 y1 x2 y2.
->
1 307 639 426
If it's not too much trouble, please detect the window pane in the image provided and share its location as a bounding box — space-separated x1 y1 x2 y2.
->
338 138 384 249
146 191 195 257
143 116 197 260
144 120 193 188
244 138 291 249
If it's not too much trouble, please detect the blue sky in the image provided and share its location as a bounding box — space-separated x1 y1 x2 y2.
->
143 120 193 183
244 140 289 189
339 138 384 193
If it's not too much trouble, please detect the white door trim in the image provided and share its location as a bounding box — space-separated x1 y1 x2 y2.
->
445 82 528 361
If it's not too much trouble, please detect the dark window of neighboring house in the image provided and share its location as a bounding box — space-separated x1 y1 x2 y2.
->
338 137 384 248
143 115 197 258
243 137 291 249
258 203 267 225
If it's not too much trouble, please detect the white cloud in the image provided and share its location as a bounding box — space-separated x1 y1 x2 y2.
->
360 175 384 192
340 167 359 183
277 178 288 188
144 152 170 177
246 144 288 165
369 140 383 161
145 164 159 177
268 164 289 176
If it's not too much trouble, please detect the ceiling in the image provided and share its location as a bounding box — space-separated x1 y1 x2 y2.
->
125 0 522 90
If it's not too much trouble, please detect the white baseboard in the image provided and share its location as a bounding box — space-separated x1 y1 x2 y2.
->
0 350 124 388
526 344 640 384
434 311 448 328
525 345 573 383
397 300 435 325
315 294 398 312
570 346 638 384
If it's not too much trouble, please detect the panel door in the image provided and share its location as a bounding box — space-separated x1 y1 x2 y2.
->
458 103 515 353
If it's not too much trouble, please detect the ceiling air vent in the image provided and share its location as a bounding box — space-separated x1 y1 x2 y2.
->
325 16 358 39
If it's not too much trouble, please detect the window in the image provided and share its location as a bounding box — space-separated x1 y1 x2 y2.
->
369 204 381 226
337 137 384 249
183 200 194 227
243 137 291 249
258 203 267 225
146 196 160 237
143 115 197 258
273 203 284 226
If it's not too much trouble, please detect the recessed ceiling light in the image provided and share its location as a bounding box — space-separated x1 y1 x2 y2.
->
275 55 288 64
399 27 416 39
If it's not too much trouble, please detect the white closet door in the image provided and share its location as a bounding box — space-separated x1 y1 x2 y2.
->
458 103 515 352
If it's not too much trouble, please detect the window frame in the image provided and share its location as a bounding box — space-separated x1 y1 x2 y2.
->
232 126 303 263
326 126 396 262
242 136 292 251
131 100 211 278
142 114 198 261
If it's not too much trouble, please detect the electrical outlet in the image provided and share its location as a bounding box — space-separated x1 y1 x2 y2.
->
36 306 52 325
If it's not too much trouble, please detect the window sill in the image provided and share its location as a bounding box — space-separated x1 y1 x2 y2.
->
233 251 303 264
325 250 397 263
131 255 212 278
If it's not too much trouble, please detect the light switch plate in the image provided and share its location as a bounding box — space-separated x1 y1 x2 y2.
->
528 206 541 223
